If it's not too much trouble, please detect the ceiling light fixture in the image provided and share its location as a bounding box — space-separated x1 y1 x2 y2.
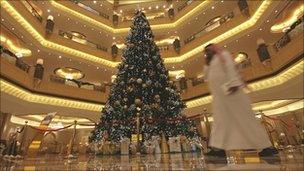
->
37 49 40 52
148 6 151 10
47 9 51 13
93 1 97 4
59 55 62 58
211 6 215 10
156 5 159 9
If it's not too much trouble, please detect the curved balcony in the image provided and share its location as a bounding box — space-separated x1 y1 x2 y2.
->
0 55 107 104
181 31 304 100
1 29 303 108
1 0 274 68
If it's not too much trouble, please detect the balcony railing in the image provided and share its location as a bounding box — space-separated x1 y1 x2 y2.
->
0 48 31 73
273 16 303 52
22 0 43 23
58 30 108 52
184 11 234 45
69 0 110 20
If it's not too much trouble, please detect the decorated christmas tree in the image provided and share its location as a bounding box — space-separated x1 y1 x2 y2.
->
89 11 197 145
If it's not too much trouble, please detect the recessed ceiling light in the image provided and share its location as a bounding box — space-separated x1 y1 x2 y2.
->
211 6 215 10
67 18 70 20
275 10 278 13
91 28 94 31
236 39 239 42
120 10 123 13
172 66 175 69
163 5 166 8
148 6 152 10
100 4 103 7
224 45 227 48
93 1 97 4
57 14 60 17
1 18 4 22
170 4 173 8
266 20 270 23
247 34 250 37
113 37 116 40
195 17 198 20
259 28 263 31
203 12 206 15
11 27 14 30
58 55 62 58
37 49 40 52
156 5 159 9
97 67 99 69
221 0 224 2
47 9 51 13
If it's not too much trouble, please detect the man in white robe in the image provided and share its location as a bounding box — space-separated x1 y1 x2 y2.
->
203 44 278 159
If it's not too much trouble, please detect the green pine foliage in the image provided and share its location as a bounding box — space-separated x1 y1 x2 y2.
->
89 11 197 143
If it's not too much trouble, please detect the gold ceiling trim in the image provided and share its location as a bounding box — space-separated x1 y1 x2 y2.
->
50 0 211 33
0 35 32 57
1 0 271 67
0 79 103 112
186 60 304 108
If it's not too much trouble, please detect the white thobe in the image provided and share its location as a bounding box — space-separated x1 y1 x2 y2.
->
204 50 272 150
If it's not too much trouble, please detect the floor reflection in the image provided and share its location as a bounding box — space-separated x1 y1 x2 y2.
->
0 148 303 171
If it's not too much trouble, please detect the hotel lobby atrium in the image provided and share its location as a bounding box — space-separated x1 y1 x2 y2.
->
0 0 303 170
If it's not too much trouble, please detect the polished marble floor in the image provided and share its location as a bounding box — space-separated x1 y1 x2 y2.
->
0 148 303 171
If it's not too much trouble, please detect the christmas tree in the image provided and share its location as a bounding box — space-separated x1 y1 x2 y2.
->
89 11 197 144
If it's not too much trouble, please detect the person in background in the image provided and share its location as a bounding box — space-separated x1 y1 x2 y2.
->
203 43 278 161
33 58 44 88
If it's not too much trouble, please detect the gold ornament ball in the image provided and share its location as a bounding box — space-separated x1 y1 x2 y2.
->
135 98 142 105
114 101 120 106
137 78 143 84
